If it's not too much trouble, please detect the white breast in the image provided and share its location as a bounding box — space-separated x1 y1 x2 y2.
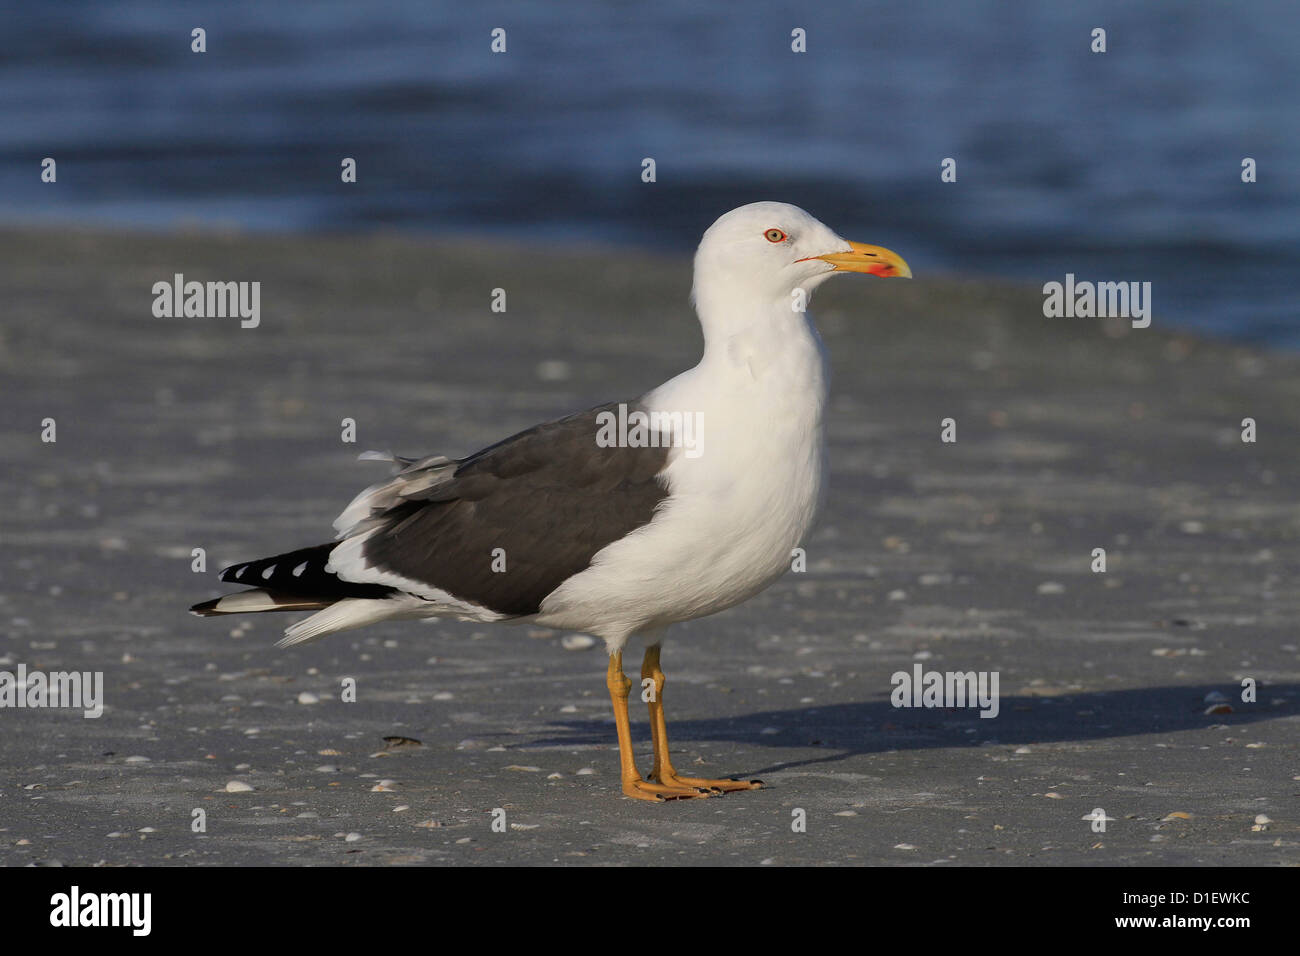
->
537 313 829 646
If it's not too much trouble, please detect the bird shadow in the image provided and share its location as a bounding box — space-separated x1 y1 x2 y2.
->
519 683 1297 777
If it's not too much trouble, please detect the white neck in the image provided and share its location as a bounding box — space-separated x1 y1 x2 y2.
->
694 285 827 383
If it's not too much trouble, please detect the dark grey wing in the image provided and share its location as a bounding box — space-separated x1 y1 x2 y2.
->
335 401 671 616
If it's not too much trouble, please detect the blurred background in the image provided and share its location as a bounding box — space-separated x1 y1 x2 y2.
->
1 0 1296 344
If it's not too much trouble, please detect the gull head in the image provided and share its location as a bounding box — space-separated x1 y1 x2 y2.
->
693 201 911 310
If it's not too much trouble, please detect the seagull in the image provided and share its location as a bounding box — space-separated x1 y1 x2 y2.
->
191 201 911 800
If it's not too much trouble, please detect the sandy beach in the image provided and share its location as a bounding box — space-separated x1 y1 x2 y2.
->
1 226 1296 866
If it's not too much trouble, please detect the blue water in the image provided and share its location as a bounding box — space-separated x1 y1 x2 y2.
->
2 0 1297 344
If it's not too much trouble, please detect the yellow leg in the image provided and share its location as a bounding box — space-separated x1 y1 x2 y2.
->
607 649 709 801
642 644 763 795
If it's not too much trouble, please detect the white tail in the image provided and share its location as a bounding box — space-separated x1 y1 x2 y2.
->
277 597 421 648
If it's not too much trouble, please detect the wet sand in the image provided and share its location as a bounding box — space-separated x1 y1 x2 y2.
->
1 226 1297 866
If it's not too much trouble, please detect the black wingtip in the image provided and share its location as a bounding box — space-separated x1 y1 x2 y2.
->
189 598 222 616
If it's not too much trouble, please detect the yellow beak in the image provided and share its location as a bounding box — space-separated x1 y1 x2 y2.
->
802 240 912 278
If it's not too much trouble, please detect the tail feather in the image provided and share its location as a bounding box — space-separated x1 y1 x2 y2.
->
277 597 414 647
191 541 400 637
189 588 332 616
217 543 391 600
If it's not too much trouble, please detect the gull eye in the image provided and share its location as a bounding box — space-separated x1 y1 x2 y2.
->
764 228 787 243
